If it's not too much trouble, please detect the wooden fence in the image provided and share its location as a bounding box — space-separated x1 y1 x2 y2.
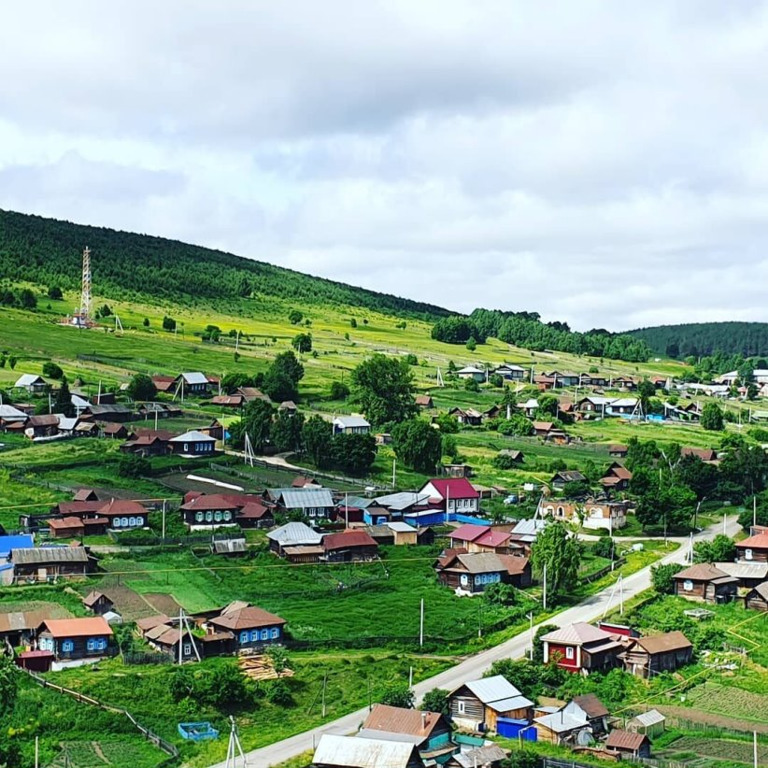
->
25 670 179 764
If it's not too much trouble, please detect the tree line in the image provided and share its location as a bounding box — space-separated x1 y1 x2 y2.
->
628 321 768 358
431 308 652 363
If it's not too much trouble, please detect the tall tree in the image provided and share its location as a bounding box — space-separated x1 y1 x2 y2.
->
530 522 581 604
263 351 304 402
351 354 417 426
230 398 274 451
391 419 442 474
53 376 74 417
331 432 377 476
302 415 334 469
271 410 305 453
701 402 725 431
126 373 157 401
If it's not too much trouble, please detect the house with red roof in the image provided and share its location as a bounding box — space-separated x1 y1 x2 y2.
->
419 478 480 517
540 622 627 673
736 532 768 563
36 617 115 662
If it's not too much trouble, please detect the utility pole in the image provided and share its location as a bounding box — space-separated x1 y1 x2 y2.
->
321 672 327 717
754 495 758 529
542 564 547 610
161 500 167 541
392 459 396 490
419 598 424 647
225 716 247 768
528 612 534 660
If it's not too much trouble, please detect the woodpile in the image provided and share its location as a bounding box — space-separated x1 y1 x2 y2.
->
238 655 294 681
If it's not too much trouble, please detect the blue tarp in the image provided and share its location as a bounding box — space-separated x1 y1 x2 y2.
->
0 534 33 560
448 514 491 526
497 719 538 741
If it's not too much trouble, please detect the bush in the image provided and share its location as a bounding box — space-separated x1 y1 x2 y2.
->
42 362 63 379
330 381 350 400
288 310 303 325
591 537 614 559
651 563 684 594
117 454 150 478
404 353 418 366
464 377 480 392
380 683 414 709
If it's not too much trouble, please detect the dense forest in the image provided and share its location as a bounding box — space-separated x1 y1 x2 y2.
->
628 322 768 358
437 308 654 362
0 209 451 320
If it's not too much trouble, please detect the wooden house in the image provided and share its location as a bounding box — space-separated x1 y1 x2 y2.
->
541 623 626 673
0 609 52 646
414 394 434 408
36 617 114 661
673 563 738 603
359 704 456 764
419 478 480 516
550 470 587 490
99 499 149 530
599 462 633 492
145 623 201 662
435 551 531 592
744 582 768 612
208 394 244 408
27 414 60 438
571 694 609 736
236 500 274 529
168 430 217 457
322 530 379 562
120 432 170 457
173 372 211 396
448 675 533 733
608 444 628 458
735 532 768 563
267 522 324 562
495 364 526 381
208 604 286 651
14 374 48 394
270 488 336 521
620 631 693 678
448 408 482 427
82 591 115 616
332 415 371 434
180 494 240 528
712 561 768 589
605 730 651 759
12 546 92 582
681 447 718 463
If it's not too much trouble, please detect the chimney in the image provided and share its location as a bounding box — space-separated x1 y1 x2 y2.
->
421 711 427 731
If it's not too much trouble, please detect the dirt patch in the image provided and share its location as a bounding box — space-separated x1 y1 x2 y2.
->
99 586 158 622
657 705 768 734
143 592 183 616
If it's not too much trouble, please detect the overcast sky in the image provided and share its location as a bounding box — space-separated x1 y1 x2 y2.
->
3 2 768 331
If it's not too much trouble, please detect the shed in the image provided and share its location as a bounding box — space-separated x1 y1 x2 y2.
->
312 734 425 768
605 729 651 759
626 709 666 737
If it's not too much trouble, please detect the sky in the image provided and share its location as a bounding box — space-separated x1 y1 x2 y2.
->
2 1 768 332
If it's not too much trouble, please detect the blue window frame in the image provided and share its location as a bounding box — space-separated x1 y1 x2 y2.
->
87 639 95 652
270 627 279 639
260 629 269 641
239 631 249 644
62 640 74 653
250 630 259 642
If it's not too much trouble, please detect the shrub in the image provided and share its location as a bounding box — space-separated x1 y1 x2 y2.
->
330 381 350 400
651 563 684 594
42 362 63 379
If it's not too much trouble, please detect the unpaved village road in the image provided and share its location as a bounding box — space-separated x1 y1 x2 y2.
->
209 516 741 768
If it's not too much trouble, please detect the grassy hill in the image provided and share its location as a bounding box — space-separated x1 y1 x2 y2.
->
628 321 768 358
0 208 451 320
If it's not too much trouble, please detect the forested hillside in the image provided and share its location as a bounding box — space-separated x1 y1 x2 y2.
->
0 209 450 320
628 322 768 358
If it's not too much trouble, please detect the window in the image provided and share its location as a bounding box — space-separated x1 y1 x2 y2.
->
195 512 204 523
460 574 468 586
224 511 232 521
98 638 107 650
62 640 74 653
214 511 222 522
683 580 693 592
250 630 259 642
183 443 189 452
121 517 129 527
565 647 574 659
557 506 564 517
205 511 213 522
129 517 136 527
457 701 466 714
183 644 192 657
271 628 279 639
260 629 269 641
113 517 121 528
474 575 482 585
87 639 95 652
746 548 753 561
239 631 249 644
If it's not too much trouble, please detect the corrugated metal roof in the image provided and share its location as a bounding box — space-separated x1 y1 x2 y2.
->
635 631 692 654
333 415 371 428
630 709 665 728
312 734 420 768
12 547 89 565
387 522 416 533
267 522 323 546
14 374 45 387
485 694 534 713
362 704 443 738
463 675 523 704
606 729 648 750
541 622 614 646
181 372 209 385
374 492 430 510
534 710 587 733
453 745 508 768
41 617 113 638
0 405 28 421
278 489 334 510
170 430 216 443
715 561 768 579
0 534 34 557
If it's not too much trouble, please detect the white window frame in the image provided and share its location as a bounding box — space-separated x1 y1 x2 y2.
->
683 579 693 592
457 701 466 714
565 646 575 659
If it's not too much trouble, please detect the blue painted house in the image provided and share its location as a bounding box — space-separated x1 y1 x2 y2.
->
208 604 286 649
37 617 115 661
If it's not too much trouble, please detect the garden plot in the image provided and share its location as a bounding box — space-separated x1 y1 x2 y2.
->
661 735 768 766
685 682 768 724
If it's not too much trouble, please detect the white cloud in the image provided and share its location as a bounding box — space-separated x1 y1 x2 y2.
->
2 1 768 330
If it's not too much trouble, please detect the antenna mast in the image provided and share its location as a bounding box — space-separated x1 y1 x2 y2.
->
80 246 92 325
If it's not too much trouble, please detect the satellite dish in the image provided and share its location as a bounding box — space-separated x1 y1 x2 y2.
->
576 729 594 747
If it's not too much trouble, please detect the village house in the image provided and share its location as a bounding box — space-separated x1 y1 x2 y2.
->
26 413 60 439
323 530 379 562
600 462 633 491
363 521 419 546
36 617 114 662
358 704 456 764
745 582 768 612
292 475 322 488
0 608 52 647
619 631 693 678
448 524 522 555
120 431 171 457
145 623 201 662
98 499 149 530
713 561 768 589
497 449 524 466
456 365 486 383
673 563 738 603
533 374 555 390
173 372 212 396
550 470 587 491
540 622 626 673
608 444 628 458
681 447 718 463
373 492 431 522
735 532 768 563
235 499 275 529
540 500 628 531
414 394 434 408
270 487 336 521
547 371 580 388
332 415 371 435
447 407 483 427
267 522 324 562
577 396 612 415
208 604 287 651
605 730 652 759
137 402 182 419
208 394 244 408
606 398 639 416
168 430 217 456
495 363 527 381
12 546 92 582
235 386 271 403
506 518 547 553
80 403 134 423
0 404 29 430
519 398 539 418
419 478 480 517
82 591 115 616
446 745 508 768
579 373 608 388
448 675 533 733
612 377 637 391
180 494 241 528
312 734 425 768
435 550 531 592
14 374 48 394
